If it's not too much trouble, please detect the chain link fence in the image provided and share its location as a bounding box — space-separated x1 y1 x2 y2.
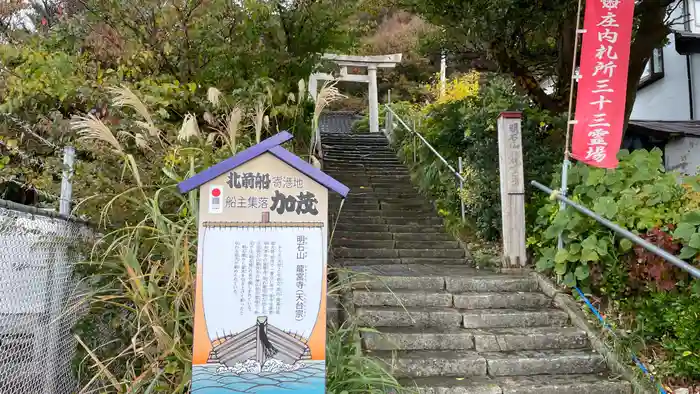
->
0 200 93 394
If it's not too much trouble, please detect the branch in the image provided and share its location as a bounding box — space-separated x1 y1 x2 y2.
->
490 43 567 113
450 50 499 72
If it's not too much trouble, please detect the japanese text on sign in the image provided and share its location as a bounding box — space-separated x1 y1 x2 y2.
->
295 264 306 321
571 0 634 169
233 240 283 316
226 172 303 190
271 191 319 216
507 123 522 191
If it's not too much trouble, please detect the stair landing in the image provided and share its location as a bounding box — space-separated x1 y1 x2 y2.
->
322 130 630 394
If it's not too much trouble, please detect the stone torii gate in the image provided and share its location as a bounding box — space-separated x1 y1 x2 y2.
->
309 53 402 134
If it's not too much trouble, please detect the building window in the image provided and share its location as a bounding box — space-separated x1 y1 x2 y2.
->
639 47 664 89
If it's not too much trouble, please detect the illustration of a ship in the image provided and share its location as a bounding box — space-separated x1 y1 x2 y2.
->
207 316 311 366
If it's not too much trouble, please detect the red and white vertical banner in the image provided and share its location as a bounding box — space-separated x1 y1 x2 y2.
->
571 0 635 169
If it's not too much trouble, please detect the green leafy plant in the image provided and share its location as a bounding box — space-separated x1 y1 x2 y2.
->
531 148 700 383
383 75 564 241
351 100 417 134
532 149 695 289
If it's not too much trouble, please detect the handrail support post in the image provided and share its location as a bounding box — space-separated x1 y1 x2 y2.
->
458 156 465 222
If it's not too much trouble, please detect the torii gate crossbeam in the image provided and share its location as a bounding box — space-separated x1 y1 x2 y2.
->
310 53 402 134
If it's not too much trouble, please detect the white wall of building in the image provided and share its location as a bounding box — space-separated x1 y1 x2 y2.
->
665 136 700 175
630 34 697 121
629 0 700 175
630 0 697 121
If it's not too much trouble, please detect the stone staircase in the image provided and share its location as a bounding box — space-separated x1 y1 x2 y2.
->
321 131 631 394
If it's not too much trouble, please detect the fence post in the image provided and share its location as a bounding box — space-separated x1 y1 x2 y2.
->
412 119 417 163
59 146 75 216
44 146 76 394
497 112 526 268
385 90 393 141
458 156 466 222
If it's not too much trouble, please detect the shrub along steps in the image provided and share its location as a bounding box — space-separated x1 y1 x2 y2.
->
321 130 630 394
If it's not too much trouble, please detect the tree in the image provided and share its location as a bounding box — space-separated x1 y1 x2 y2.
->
0 0 360 207
403 0 679 128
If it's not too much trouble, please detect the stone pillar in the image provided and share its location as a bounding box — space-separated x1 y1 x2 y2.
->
368 65 379 133
497 112 527 268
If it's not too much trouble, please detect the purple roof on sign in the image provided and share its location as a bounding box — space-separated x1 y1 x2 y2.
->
177 131 350 197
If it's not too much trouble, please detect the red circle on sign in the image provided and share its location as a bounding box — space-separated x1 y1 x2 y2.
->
211 188 221 197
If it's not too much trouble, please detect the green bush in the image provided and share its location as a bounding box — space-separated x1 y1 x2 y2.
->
531 149 695 290
389 76 564 241
351 101 417 133
531 148 700 382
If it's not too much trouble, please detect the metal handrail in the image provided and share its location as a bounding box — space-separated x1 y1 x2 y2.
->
531 180 700 279
384 103 466 222
384 104 465 182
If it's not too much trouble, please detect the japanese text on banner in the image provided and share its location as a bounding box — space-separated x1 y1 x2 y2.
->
571 0 635 169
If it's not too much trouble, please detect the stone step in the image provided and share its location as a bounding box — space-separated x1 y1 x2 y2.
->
323 145 394 150
322 137 388 142
363 327 475 351
334 231 453 242
328 172 412 179
336 257 468 266
336 194 424 201
323 146 395 151
446 275 539 293
331 197 429 206
323 141 391 145
332 223 445 233
375 350 487 378
340 210 436 219
331 181 415 189
391 224 446 232
497 375 631 394
394 232 454 241
326 168 410 175
396 240 461 249
485 349 606 376
334 248 465 259
356 306 462 328
471 327 588 352
334 231 394 241
353 290 452 307
325 159 403 166
322 136 388 141
324 167 410 174
331 204 435 214
347 265 536 293
332 223 389 233
462 309 570 329
333 239 460 249
454 292 552 310
323 153 398 160
343 189 419 195
362 326 587 352
334 239 396 249
339 181 417 188
401 375 631 394
347 265 481 291
335 216 443 225
331 175 412 182
326 161 401 166
337 187 423 195
398 376 501 394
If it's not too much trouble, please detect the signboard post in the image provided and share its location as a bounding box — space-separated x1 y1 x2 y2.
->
497 112 527 268
178 131 349 394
